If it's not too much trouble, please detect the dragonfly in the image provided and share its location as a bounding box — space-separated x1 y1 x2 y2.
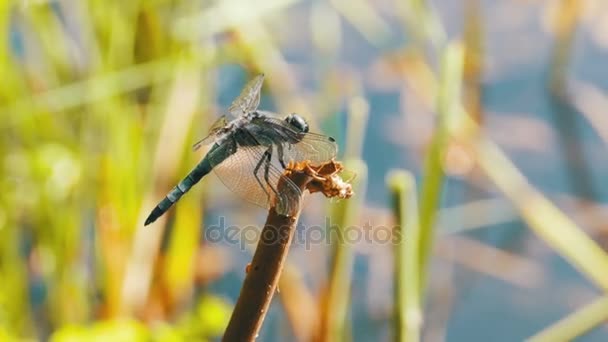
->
144 74 338 225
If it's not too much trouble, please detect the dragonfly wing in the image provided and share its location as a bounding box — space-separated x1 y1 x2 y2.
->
207 141 302 216
282 132 338 163
193 115 228 151
256 117 338 163
227 74 265 117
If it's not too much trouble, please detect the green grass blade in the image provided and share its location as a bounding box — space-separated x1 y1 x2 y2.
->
475 138 608 292
527 295 608 342
323 159 368 342
417 42 464 298
388 170 421 342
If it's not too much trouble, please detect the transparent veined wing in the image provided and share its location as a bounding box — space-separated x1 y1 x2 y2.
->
281 131 338 164
206 139 302 216
192 115 228 151
227 74 265 117
256 117 338 164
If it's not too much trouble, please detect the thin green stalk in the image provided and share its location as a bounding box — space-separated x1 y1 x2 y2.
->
323 159 367 342
344 96 370 161
527 296 608 342
474 137 608 292
321 94 370 341
417 42 464 299
388 170 421 342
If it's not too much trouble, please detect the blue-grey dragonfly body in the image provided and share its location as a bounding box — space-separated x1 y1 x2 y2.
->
144 75 337 225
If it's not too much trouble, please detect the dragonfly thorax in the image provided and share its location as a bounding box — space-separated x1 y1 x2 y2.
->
284 114 309 133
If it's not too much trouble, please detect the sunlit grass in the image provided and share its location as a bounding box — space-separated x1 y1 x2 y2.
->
528 295 608 342
0 1 227 338
388 170 421 342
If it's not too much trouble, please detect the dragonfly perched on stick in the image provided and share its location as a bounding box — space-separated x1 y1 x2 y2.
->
145 74 338 225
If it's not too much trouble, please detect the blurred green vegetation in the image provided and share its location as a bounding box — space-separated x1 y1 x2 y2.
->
2 0 608 341
0 0 240 339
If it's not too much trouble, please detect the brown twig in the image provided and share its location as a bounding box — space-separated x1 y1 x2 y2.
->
222 160 353 342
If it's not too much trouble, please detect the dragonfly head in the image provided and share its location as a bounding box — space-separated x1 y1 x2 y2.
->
285 114 309 133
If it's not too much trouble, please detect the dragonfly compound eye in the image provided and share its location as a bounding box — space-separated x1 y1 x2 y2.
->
285 114 309 133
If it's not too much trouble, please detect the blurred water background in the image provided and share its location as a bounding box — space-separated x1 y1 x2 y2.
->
1 0 608 341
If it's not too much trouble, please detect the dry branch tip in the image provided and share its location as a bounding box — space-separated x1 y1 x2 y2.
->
286 160 355 200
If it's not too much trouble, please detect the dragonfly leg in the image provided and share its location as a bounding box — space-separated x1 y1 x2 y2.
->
253 148 272 200
276 143 287 169
262 149 281 207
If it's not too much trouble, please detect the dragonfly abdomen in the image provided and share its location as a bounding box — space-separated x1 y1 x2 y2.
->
144 155 214 226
